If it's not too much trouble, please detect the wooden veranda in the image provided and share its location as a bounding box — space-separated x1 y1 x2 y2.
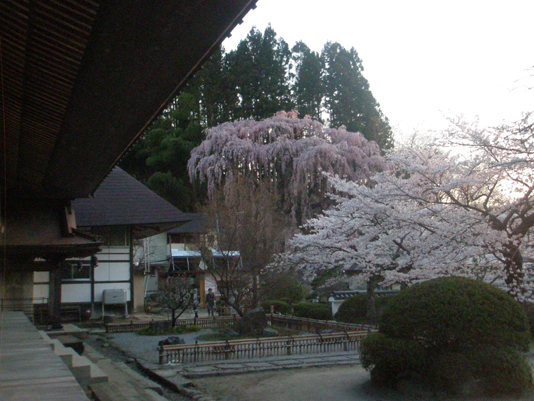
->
0 312 88 401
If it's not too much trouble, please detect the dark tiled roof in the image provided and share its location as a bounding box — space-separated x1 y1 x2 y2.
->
167 213 207 234
330 290 400 300
73 167 187 227
330 291 364 300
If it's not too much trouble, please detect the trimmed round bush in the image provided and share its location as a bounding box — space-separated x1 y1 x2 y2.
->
262 300 291 315
433 347 533 396
361 277 532 396
360 332 428 386
376 294 395 310
293 302 332 320
380 277 530 352
334 294 367 323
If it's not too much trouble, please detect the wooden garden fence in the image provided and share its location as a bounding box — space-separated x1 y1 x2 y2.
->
269 315 376 333
106 315 237 333
158 330 370 364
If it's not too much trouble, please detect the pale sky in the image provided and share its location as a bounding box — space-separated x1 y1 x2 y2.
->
223 0 534 141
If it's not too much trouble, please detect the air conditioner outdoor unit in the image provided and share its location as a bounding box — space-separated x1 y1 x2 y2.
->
102 289 128 318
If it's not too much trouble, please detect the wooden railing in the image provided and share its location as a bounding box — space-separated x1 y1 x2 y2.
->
158 330 369 364
269 315 376 333
106 315 237 333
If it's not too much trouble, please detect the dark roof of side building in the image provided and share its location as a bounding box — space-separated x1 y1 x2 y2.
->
73 167 188 229
167 213 207 235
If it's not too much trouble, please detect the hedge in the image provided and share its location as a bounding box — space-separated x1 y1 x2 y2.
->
335 293 395 324
262 300 291 315
293 302 332 320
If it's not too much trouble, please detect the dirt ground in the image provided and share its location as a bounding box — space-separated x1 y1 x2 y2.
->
90 328 534 401
192 366 371 401
191 365 534 401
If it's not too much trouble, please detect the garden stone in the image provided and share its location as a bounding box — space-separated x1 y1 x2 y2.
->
236 307 267 336
158 336 185 347
263 327 279 337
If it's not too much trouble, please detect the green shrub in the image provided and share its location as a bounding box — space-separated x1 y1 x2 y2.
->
375 294 395 312
522 302 534 339
293 302 332 320
380 277 530 352
262 300 291 315
361 332 428 386
433 347 533 396
137 322 202 336
335 293 395 324
473 347 533 396
185 325 203 332
362 277 532 396
137 326 153 336
334 294 367 323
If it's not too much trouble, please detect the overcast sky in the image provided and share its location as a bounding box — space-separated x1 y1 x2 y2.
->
223 0 534 141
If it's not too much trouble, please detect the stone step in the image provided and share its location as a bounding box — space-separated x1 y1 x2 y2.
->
97 359 164 395
90 381 167 401
39 331 108 386
114 361 164 395
89 359 166 401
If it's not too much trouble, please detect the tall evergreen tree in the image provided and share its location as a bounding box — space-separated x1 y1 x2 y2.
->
227 25 293 120
196 47 239 127
292 42 324 121
119 92 203 211
322 42 393 149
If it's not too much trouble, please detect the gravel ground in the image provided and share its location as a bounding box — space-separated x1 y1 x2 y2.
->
97 329 215 365
87 329 534 401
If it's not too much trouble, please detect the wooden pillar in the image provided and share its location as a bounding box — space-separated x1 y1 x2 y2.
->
199 274 206 305
129 226 134 315
48 260 64 329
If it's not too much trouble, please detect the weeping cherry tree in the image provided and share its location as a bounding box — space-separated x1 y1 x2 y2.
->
188 111 386 225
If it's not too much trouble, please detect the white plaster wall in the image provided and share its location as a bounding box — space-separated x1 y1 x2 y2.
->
62 283 91 303
109 262 129 281
134 233 169 266
330 299 344 317
33 283 49 300
33 271 49 283
144 271 159 294
94 262 129 281
149 233 168 264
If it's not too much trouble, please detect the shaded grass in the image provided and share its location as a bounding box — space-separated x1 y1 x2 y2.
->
195 325 301 342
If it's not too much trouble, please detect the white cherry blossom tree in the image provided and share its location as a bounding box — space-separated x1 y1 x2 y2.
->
278 114 534 314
